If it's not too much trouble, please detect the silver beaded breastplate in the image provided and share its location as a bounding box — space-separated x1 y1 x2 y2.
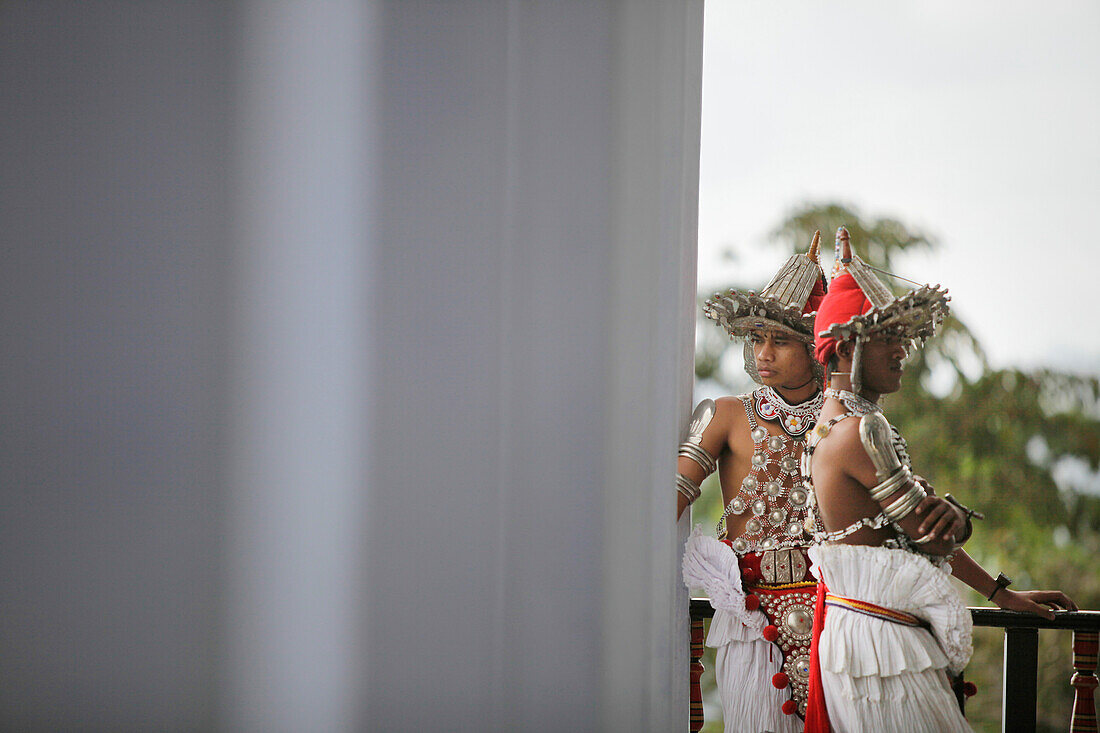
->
717 390 812 553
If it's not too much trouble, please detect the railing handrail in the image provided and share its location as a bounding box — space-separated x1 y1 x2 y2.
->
970 607 1100 631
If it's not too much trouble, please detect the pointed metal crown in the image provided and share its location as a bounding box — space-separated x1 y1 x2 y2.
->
703 231 826 342
760 230 824 310
819 226 951 347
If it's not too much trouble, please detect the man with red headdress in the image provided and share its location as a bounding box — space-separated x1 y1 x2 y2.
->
801 228 1076 733
677 233 827 731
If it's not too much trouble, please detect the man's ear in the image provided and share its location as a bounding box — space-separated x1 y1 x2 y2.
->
836 340 854 360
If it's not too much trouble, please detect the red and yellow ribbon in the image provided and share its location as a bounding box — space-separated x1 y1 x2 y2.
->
824 593 927 628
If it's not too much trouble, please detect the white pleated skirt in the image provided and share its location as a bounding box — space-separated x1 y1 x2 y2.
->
712 633 803 733
811 543 974 733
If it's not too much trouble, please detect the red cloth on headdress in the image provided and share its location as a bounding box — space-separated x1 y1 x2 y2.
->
813 273 871 365
804 276 827 315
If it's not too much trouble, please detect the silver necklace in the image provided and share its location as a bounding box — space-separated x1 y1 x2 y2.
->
824 388 880 416
754 386 823 438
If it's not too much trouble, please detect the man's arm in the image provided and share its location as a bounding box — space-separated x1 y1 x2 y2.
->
675 399 732 519
914 475 1078 618
949 550 1077 620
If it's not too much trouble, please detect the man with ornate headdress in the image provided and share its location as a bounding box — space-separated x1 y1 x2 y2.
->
801 228 1076 733
677 232 828 731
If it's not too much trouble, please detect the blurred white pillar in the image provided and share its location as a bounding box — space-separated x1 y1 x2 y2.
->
1 0 700 730
224 1 371 731
602 2 703 728
225 0 704 729
360 1 702 731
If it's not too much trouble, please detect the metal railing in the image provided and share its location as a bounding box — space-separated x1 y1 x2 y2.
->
689 599 1100 733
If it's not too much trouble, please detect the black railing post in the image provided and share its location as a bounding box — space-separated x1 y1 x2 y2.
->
1003 627 1039 733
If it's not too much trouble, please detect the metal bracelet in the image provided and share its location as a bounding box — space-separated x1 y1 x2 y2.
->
868 467 914 502
882 484 927 522
883 487 924 522
988 572 1012 601
676 474 701 503
678 442 717 476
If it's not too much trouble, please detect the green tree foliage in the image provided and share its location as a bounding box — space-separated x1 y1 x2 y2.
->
694 202 1100 732
770 201 936 272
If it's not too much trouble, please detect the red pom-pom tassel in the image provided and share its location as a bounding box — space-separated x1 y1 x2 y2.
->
772 672 789 689
963 681 977 698
762 624 779 642
742 567 758 584
781 699 798 715
744 594 760 611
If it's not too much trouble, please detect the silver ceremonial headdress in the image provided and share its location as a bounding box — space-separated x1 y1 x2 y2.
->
816 227 951 393
703 231 828 383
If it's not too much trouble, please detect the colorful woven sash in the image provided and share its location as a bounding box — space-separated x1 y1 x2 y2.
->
824 593 927 628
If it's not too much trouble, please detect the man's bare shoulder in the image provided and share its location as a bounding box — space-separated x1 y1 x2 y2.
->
814 415 863 459
713 394 748 414
713 395 750 427
814 413 882 489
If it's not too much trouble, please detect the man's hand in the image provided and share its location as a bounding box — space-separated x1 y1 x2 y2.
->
913 495 966 543
993 588 1079 620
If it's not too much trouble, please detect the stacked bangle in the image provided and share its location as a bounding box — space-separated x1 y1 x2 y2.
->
869 466 914 502
882 484 927 522
676 474 702 503
679 442 717 476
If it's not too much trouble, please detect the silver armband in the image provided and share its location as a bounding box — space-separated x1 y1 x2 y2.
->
678 399 718 476
882 484 928 522
676 474 702 503
859 412 917 502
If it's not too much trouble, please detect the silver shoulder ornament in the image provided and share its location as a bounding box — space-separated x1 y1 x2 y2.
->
858 412 926 524
685 399 716 446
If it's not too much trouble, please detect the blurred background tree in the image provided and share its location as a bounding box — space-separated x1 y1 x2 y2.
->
692 202 1100 733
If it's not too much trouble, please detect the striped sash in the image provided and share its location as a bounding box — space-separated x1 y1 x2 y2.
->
825 593 928 628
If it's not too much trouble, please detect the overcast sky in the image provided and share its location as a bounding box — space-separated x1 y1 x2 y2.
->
697 0 1100 374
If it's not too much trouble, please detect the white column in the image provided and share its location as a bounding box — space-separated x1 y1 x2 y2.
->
362 1 702 731
602 1 703 729
1 1 701 730
223 2 371 730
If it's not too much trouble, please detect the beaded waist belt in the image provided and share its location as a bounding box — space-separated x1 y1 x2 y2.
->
725 544 814 585
824 593 927 628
